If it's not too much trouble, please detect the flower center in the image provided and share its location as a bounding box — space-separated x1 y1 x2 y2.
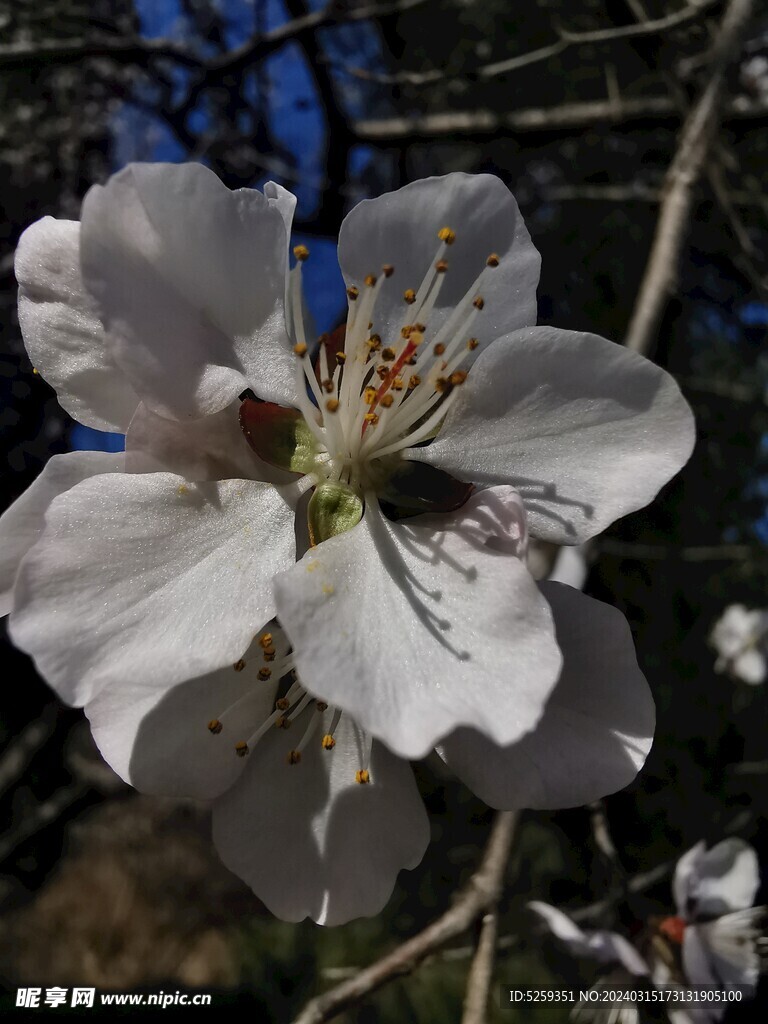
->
206 624 372 782
289 228 499 498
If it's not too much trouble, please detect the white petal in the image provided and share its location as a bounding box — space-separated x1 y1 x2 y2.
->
0 451 123 616
683 909 766 990
416 327 696 544
10 472 295 706
15 217 140 431
125 400 297 485
529 902 649 976
80 162 297 419
85 635 278 800
338 173 539 358
529 901 591 950
212 712 430 924
438 582 654 809
673 839 760 919
274 487 561 759
732 648 766 685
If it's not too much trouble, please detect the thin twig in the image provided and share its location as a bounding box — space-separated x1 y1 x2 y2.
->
461 910 499 1024
292 811 517 1024
625 0 757 354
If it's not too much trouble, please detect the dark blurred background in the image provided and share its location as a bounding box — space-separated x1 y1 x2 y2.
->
0 0 767 1019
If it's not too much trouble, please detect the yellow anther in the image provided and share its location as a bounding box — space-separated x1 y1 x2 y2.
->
287 749 302 765
325 398 340 413
363 386 377 405
364 274 377 287
258 667 272 681
259 633 273 648
322 379 334 393
316 701 328 712
410 331 424 347
275 697 290 711
382 264 395 277
376 365 390 380
403 289 416 304
435 377 451 394
233 659 246 672
473 296 485 310
293 342 308 357
467 337 479 350
177 484 188 496
486 253 500 267
293 244 310 261
405 354 418 365
408 374 421 390
335 351 346 364
208 719 223 735
450 370 468 386
367 334 381 351
435 259 448 273
276 715 291 729
347 286 359 301
32 367 40 375
433 342 445 356
355 769 371 784
364 412 379 425
401 324 414 338
392 377 404 390
322 734 336 750
235 741 249 757
381 346 396 361
438 226 456 244
380 394 394 408
263 647 276 662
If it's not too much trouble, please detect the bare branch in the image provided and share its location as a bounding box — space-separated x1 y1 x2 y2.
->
625 0 757 354
352 97 768 143
292 811 517 1024
461 910 499 1024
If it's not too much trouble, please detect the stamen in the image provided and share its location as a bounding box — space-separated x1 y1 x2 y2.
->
382 264 395 277
467 338 479 350
293 244 310 262
287 749 302 765
404 289 416 304
326 398 340 413
259 633 273 649
435 260 448 274
208 719 223 734
438 226 456 244
347 286 359 301
364 274 377 287
355 769 370 784
233 659 246 672
473 296 485 310
486 253 499 267
293 342 308 357
258 667 272 681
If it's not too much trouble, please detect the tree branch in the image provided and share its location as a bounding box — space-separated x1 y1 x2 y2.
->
624 0 757 354
292 811 517 1024
461 910 500 1024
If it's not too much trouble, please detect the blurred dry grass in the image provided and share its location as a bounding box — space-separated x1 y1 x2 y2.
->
0 795 263 989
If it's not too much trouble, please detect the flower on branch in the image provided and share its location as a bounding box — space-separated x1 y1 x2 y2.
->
0 164 694 923
710 604 768 685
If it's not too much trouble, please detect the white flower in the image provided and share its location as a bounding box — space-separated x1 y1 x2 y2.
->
0 164 693 923
710 605 767 685
528 901 649 976
664 838 767 1010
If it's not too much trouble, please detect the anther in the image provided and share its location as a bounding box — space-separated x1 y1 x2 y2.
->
473 296 485 310
258 667 272 681
355 769 371 784
316 701 328 712
380 394 394 408
275 698 290 711
435 377 451 394
235 741 249 757
233 659 246 672
467 338 479 350
293 244 310 261
364 274 377 288
335 351 346 365
486 253 499 267
403 289 416 304
287 750 302 765
381 347 396 361
347 286 359 301
392 377 404 390
438 226 456 244
433 343 446 356
322 735 336 750
293 342 308 357
276 716 290 729
401 325 414 338
322 379 334 393
367 334 381 351
408 374 421 390
376 366 389 380
382 264 395 277
263 647 276 662
435 260 448 273
364 412 379 425
208 719 223 735
325 398 340 413
363 386 377 405
259 633 273 649
450 370 468 386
